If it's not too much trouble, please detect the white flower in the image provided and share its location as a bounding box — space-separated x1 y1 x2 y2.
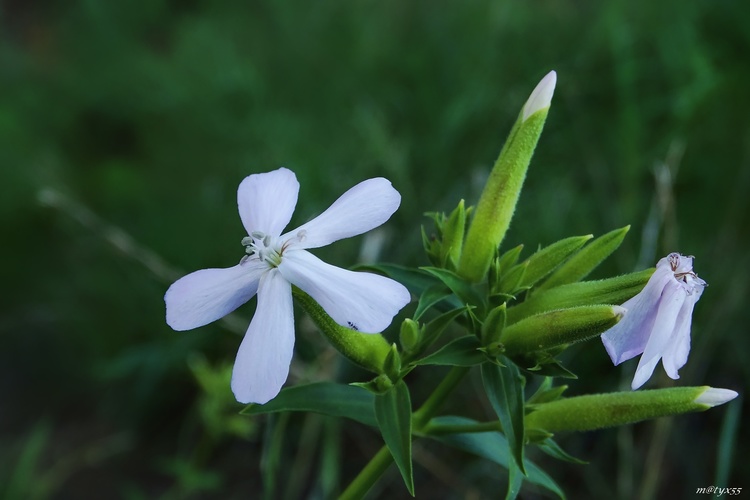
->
165 168 411 404
601 252 707 390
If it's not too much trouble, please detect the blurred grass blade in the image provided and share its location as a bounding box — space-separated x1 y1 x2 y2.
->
714 393 741 487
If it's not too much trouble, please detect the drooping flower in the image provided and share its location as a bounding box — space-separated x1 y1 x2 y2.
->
601 252 707 390
165 168 411 404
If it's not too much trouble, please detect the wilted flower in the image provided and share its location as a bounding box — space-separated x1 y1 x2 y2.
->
165 168 410 404
601 253 706 390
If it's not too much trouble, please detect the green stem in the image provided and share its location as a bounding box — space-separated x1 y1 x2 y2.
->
338 366 469 499
338 446 393 500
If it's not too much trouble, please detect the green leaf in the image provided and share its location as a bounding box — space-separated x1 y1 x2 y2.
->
520 235 593 288
420 267 486 309
414 283 453 320
496 261 528 295
241 382 376 427
527 379 568 406
537 438 588 464
441 199 467 269
428 416 564 499
537 225 630 292
414 335 485 366
354 264 437 296
497 244 524 275
374 381 415 496
481 360 526 474
506 458 523 500
415 306 469 356
481 303 507 346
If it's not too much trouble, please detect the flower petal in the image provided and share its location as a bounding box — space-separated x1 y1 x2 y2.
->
279 249 410 333
238 168 299 237
631 283 686 390
601 266 673 365
282 178 401 249
231 269 294 404
165 262 265 331
661 287 703 379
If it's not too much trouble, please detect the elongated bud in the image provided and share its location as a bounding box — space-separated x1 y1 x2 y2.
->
501 305 624 356
293 288 391 374
506 268 653 324
525 386 738 433
459 71 557 282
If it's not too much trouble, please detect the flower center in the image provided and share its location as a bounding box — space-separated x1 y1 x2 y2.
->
667 252 706 293
241 231 284 267
240 229 309 267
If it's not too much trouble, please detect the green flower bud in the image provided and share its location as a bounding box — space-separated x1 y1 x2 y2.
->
525 387 739 433
458 71 557 283
293 288 391 374
399 319 422 353
506 269 652 324
501 305 624 356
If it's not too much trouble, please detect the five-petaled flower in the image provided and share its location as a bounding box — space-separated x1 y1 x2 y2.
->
165 168 411 404
602 252 707 390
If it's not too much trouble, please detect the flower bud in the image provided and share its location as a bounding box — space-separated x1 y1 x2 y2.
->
525 386 738 433
458 71 557 283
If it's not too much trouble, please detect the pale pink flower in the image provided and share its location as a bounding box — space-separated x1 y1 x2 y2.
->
602 253 706 390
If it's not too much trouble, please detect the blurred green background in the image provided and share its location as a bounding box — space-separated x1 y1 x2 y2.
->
2 0 748 498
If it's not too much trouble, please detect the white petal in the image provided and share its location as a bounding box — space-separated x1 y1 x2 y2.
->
231 269 294 404
281 178 401 249
631 283 686 390
601 266 673 365
661 288 702 379
522 70 557 122
694 388 739 407
165 263 265 331
279 249 410 333
237 168 299 237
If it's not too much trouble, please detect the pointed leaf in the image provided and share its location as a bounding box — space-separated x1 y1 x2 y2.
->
354 264 437 296
241 382 376 427
428 416 564 499
414 283 453 320
374 381 414 495
414 336 485 366
481 360 526 474
506 459 523 500
415 306 470 356
537 226 630 291
421 267 486 309
537 438 588 464
521 235 593 288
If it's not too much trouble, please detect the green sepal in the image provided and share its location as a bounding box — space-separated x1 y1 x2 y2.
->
525 386 718 433
413 335 486 367
481 359 527 474
518 355 578 380
351 374 393 396
481 303 507 346
500 305 624 356
240 382 376 427
520 235 593 288
536 225 630 292
525 428 554 443
293 288 390 374
421 224 442 267
374 380 415 496
383 344 402 382
496 261 528 296
440 199 468 270
506 269 653 324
